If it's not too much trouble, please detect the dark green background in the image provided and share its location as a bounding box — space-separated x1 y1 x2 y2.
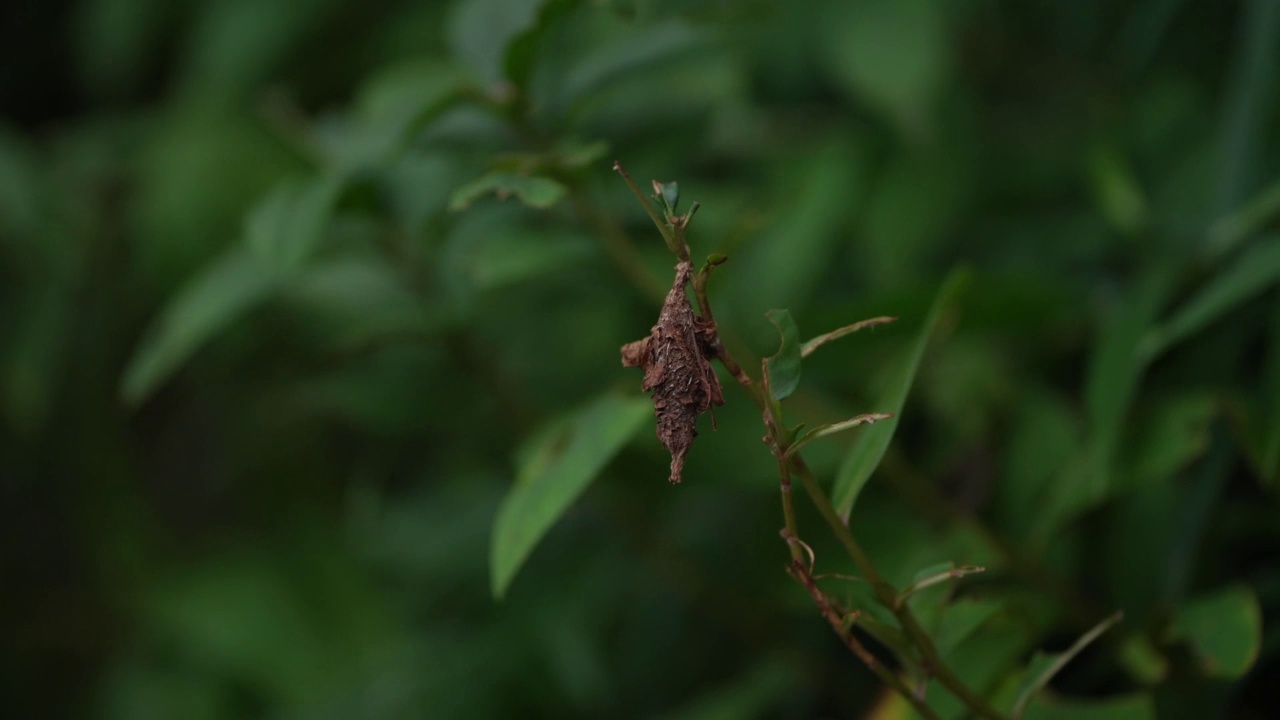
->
2 0 1278 717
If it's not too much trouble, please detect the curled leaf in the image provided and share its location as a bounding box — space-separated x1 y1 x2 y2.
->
652 180 680 214
764 309 801 401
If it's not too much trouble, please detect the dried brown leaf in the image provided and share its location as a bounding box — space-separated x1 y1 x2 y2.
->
621 261 724 483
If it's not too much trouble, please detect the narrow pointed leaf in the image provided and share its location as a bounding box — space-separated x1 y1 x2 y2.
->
121 249 280 405
502 0 577 91
491 394 651 598
800 316 896 358
896 563 985 608
1167 585 1262 678
1257 304 1280 487
1119 635 1169 685
1042 267 1174 532
1208 179 1280 255
1011 612 1124 719
1140 235 1280 361
244 175 343 272
1020 694 1155 720
344 60 472 167
854 616 916 668
450 172 568 211
784 414 892 458
832 269 968 519
934 598 1004 659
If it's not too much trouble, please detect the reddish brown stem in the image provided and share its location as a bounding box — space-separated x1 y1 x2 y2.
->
790 559 941 720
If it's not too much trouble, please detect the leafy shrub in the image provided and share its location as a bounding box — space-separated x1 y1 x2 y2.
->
2 0 1277 718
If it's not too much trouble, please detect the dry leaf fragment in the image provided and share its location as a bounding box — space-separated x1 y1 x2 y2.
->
621 261 724 483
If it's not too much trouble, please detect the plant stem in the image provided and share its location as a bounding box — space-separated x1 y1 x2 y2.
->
790 457 1007 720
774 451 803 564
702 307 1005 718
877 452 1103 629
791 559 942 720
613 161 684 259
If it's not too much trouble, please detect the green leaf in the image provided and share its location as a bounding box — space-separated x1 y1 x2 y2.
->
857 150 965 292
897 562 985 609
502 0 577 91
1011 612 1124 719
73 0 173 98
785 414 892 458
899 561 965 633
1 278 75 440
730 136 871 316
465 231 596 291
1088 269 1173 455
653 659 798 720
1212 0 1280 222
763 309 801 401
1167 585 1262 678
1088 146 1149 235
145 554 330 703
555 19 705 113
1207 178 1280 256
144 532 393 707
174 0 330 104
555 138 610 169
1020 694 1156 720
283 257 451 349
121 249 280 405
654 180 679 214
836 581 914 660
354 60 470 136
800 316 896 358
1118 635 1169 685
490 394 652 598
0 111 44 246
934 598 1004 659
996 391 1082 541
449 172 568 212
929 608 1032 719
832 268 968 519
1253 304 1280 489
1141 235 1280 361
447 0 546 87
244 175 343 272
1055 267 1174 525
290 346 440 435
318 61 472 171
131 110 303 288
820 0 949 133
1125 393 1218 491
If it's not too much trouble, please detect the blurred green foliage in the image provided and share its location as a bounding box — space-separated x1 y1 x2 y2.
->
2 0 1279 717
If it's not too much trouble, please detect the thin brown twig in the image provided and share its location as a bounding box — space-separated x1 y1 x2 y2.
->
790 457 1006 720
613 161 684 259
691 273 1005 719
789 559 942 720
